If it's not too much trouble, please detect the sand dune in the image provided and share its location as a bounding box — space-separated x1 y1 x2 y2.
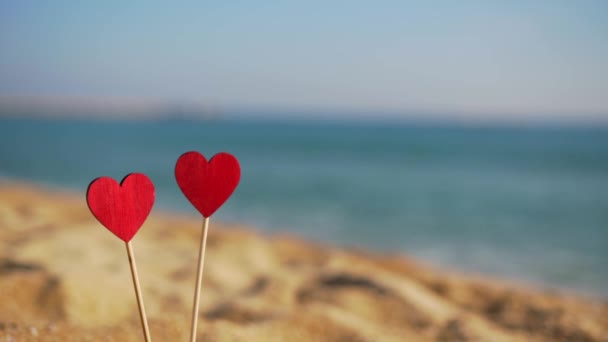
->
0 183 606 341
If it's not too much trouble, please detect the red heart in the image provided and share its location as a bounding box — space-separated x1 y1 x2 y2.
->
175 151 241 218
86 173 155 242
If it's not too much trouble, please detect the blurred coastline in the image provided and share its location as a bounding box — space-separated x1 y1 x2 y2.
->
1 111 606 299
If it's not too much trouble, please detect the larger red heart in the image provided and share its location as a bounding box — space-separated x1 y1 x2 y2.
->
86 173 155 242
175 151 241 218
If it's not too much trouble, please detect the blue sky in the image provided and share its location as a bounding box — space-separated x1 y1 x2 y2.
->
1 1 607 121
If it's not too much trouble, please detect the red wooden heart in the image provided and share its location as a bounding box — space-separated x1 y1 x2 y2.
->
175 151 241 218
86 173 155 242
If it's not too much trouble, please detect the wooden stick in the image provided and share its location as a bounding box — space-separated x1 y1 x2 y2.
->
189 217 211 342
126 241 152 342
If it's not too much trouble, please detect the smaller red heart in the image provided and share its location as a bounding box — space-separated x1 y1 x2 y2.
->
175 151 241 218
86 173 155 242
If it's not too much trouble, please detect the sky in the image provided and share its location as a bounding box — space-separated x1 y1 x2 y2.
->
1 1 607 122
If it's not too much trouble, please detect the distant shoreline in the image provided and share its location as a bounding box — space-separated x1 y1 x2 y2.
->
1 95 608 127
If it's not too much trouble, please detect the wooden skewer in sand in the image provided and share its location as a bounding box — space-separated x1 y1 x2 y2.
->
175 151 241 342
190 216 210 342
126 240 152 342
86 173 156 342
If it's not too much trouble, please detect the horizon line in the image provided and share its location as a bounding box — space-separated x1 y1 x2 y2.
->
0 95 607 126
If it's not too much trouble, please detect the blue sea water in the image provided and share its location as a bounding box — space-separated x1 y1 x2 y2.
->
0 116 607 296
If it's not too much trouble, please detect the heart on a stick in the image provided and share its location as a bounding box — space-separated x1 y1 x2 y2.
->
86 173 155 242
175 151 241 217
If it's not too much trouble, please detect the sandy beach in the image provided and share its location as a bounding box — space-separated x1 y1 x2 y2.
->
0 182 606 341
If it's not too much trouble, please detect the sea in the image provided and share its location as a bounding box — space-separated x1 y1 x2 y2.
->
0 116 607 297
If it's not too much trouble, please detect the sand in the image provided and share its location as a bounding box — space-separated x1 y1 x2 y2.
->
0 182 607 341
